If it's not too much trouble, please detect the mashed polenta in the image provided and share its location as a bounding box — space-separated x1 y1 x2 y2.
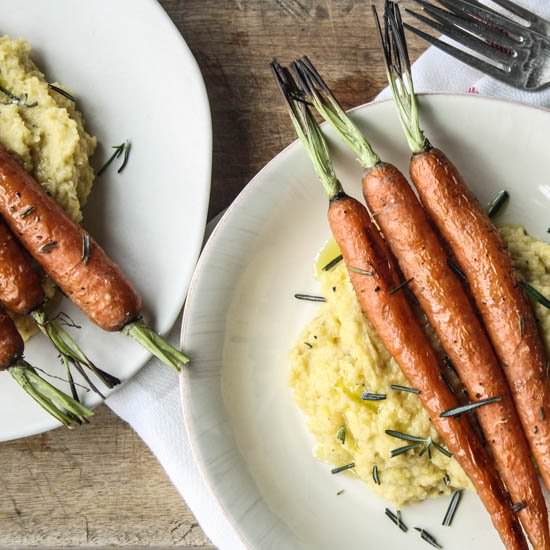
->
0 36 96 338
290 225 550 507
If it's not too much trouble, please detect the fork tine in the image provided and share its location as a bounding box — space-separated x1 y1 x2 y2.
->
435 0 528 41
481 0 537 24
412 0 518 50
406 7 513 65
403 22 512 83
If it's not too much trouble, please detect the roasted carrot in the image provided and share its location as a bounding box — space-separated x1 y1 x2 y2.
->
272 59 527 550
0 220 119 394
0 305 92 426
0 146 187 371
295 55 550 550
380 0 550 506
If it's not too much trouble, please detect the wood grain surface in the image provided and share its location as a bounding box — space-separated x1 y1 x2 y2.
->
1 1 428 547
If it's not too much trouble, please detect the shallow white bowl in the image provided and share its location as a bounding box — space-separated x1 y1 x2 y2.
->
0 0 211 441
181 94 550 549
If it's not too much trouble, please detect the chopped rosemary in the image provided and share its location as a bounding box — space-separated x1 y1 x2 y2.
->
304 342 312 349
519 314 525 338
511 501 526 513
96 141 130 176
39 241 59 254
331 463 355 474
487 190 509 218
447 258 465 280
414 527 443 549
389 277 414 295
0 84 37 107
336 489 344 496
81 233 91 264
520 281 550 309
385 429 426 443
117 140 131 173
372 464 380 485
361 391 387 401
391 443 422 458
322 255 343 271
336 426 346 444
19 206 35 219
349 266 374 277
442 489 462 527
391 384 420 395
48 83 75 102
385 508 408 532
294 293 326 303
440 396 501 418
443 473 451 486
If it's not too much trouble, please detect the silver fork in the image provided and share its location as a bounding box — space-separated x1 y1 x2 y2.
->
405 0 550 90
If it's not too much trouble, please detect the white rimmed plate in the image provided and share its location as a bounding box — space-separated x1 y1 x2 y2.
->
0 0 211 441
181 94 550 549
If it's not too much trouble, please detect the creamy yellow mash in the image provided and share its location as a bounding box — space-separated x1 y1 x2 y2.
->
290 225 550 507
0 36 96 338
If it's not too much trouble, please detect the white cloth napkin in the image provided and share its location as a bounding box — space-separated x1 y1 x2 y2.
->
106 2 550 548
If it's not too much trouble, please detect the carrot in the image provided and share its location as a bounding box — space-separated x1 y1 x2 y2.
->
0 146 188 371
272 59 527 550
0 306 92 426
295 54 550 550
379 1 550 542
0 220 119 394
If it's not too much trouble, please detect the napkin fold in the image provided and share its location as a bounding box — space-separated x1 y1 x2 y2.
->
107 2 550 548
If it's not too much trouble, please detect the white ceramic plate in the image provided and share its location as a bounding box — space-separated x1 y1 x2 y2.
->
181 94 550 549
0 0 211 441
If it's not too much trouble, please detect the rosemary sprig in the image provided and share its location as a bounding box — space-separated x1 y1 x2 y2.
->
385 508 408 532
520 281 550 309
294 293 326 303
390 384 420 394
0 84 37 107
349 266 374 277
389 277 413 295
96 140 130 177
336 426 346 444
373 464 381 485
487 190 509 218
322 255 343 271
331 463 355 474
81 233 91 264
442 490 462 527
414 527 443 549
48 83 75 102
440 396 501 418
361 391 387 401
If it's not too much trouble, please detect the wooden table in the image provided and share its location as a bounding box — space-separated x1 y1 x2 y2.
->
0 2 428 547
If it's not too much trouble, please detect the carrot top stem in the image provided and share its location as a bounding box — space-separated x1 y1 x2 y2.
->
10 360 93 427
271 60 343 200
123 320 189 372
373 1 429 155
31 309 120 392
292 57 380 169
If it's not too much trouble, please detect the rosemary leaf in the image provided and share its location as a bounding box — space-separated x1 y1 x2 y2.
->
432 441 453 458
391 443 422 458
442 490 462 527
361 391 386 401
304 342 312 349
447 258 465 279
372 464 381 485
48 83 75 102
322 255 343 271
391 384 420 395
117 140 131 173
294 293 326 303
96 142 126 176
336 489 344 496
440 396 502 418
520 281 550 309
511 501 526 513
385 508 408 532
443 473 451 486
336 426 346 444
389 277 414 295
349 266 375 277
331 463 355 474
385 429 427 444
487 190 509 218
414 527 443 549
81 233 91 264
20 206 35 219
39 241 59 254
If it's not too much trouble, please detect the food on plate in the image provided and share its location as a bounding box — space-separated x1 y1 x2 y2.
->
0 305 92 426
0 145 188 371
382 0 550 502
290 257 471 506
295 55 550 548
272 60 527 550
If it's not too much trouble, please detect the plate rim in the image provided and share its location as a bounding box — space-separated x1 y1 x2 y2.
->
6 0 212 441
179 92 550 549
